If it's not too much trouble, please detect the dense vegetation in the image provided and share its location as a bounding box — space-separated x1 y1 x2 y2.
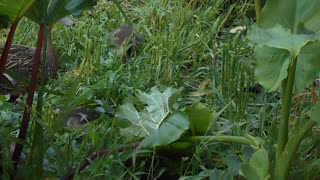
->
0 0 319 179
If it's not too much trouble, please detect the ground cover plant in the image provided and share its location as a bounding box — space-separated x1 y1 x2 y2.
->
0 0 319 179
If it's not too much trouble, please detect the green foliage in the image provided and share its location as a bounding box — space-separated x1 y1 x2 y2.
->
116 86 190 149
247 0 320 92
247 0 320 179
184 102 216 135
309 102 320 123
116 86 182 138
0 0 34 25
116 86 223 150
26 0 97 25
1 0 319 179
240 148 270 180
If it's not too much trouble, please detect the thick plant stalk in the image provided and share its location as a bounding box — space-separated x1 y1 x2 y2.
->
274 119 316 180
179 136 256 146
254 0 262 22
11 24 44 169
276 56 297 159
0 21 19 80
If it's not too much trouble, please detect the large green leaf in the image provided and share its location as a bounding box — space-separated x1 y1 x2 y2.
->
138 111 190 149
0 0 35 28
25 0 97 25
116 86 181 138
248 25 320 58
184 102 216 135
247 0 320 92
259 0 320 31
308 102 320 123
116 87 189 149
254 46 290 92
240 149 270 180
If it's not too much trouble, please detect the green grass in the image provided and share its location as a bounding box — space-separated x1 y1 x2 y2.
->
0 0 319 179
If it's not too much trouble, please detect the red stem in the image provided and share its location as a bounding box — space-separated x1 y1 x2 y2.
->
0 21 18 80
61 142 140 180
11 24 44 169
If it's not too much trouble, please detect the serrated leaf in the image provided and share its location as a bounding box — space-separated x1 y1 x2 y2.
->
240 149 270 180
309 102 320 123
116 87 190 150
138 111 190 149
116 100 150 137
116 87 181 138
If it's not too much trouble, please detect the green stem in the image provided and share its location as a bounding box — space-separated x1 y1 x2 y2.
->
274 119 316 180
254 0 262 22
179 136 256 146
277 56 297 158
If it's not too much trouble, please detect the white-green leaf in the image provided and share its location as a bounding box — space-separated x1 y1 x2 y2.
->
138 111 190 149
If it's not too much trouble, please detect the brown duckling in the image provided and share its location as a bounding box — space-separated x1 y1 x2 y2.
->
0 17 75 96
110 25 143 62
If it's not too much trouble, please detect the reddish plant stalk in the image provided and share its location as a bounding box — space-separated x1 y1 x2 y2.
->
61 142 140 180
11 24 44 169
0 21 19 80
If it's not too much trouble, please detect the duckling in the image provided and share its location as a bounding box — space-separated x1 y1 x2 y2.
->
110 25 143 62
0 17 75 96
55 106 100 128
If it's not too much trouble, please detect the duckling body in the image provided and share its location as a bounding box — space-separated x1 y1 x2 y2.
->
111 25 143 62
55 106 100 128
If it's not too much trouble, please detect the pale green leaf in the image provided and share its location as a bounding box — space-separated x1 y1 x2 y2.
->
116 86 181 139
138 111 190 149
309 102 320 123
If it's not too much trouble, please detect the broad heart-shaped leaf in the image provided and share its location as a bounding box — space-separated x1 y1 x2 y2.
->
0 0 34 29
259 0 320 31
25 0 97 25
247 0 320 92
247 25 320 58
309 102 320 123
184 102 215 135
254 46 290 92
254 43 320 92
116 86 181 138
138 111 190 149
240 149 270 180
